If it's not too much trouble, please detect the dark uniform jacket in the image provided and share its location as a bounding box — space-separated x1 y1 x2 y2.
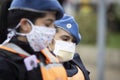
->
0 37 67 80
63 53 90 80
0 46 43 80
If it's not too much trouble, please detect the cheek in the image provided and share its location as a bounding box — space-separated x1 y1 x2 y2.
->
54 34 61 40
34 19 44 26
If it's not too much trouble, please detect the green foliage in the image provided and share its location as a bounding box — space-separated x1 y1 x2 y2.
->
75 11 97 44
114 3 120 21
107 32 120 49
75 11 120 48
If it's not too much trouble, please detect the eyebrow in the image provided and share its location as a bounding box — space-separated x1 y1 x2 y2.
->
61 35 71 39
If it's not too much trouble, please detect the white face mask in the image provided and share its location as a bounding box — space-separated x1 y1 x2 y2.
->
53 40 76 62
1 19 56 52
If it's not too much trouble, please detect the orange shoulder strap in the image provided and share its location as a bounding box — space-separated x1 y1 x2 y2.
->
0 46 17 53
40 48 59 63
0 45 28 58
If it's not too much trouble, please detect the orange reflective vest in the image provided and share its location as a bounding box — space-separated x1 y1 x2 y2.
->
68 66 85 80
0 43 67 80
40 48 68 80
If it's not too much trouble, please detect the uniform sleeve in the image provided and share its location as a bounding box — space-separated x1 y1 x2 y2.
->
0 56 17 80
72 53 90 80
73 53 90 73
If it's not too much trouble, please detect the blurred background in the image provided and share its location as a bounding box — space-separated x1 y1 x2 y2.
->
57 0 120 80
0 0 120 80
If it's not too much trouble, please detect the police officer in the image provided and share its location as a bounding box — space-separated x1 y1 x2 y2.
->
49 14 90 80
0 0 68 80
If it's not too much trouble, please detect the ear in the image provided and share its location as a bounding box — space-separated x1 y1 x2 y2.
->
19 18 32 33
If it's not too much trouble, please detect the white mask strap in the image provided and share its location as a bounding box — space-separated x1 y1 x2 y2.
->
0 30 16 46
0 25 21 46
0 19 35 46
0 22 21 46
15 19 34 36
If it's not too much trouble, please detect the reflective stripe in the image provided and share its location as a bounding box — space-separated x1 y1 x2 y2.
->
1 43 59 63
0 43 58 63
0 45 16 53
5 43 30 56
0 43 67 80
40 62 63 69
0 46 28 58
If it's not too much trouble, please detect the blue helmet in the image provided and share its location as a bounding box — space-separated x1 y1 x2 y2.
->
9 0 64 20
54 14 81 45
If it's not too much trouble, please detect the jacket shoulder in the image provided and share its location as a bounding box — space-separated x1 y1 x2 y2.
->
0 49 26 80
72 53 90 80
0 52 18 80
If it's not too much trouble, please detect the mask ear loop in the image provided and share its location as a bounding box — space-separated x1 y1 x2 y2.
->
15 19 34 36
0 22 21 46
0 19 34 46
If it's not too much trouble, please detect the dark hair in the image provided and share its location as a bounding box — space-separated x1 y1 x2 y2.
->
7 10 46 28
0 0 46 43
0 0 11 43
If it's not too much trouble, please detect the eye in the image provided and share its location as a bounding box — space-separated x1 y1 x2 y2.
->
61 36 70 41
45 23 54 28
72 39 76 43
62 38 68 41
45 24 50 27
44 19 54 27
